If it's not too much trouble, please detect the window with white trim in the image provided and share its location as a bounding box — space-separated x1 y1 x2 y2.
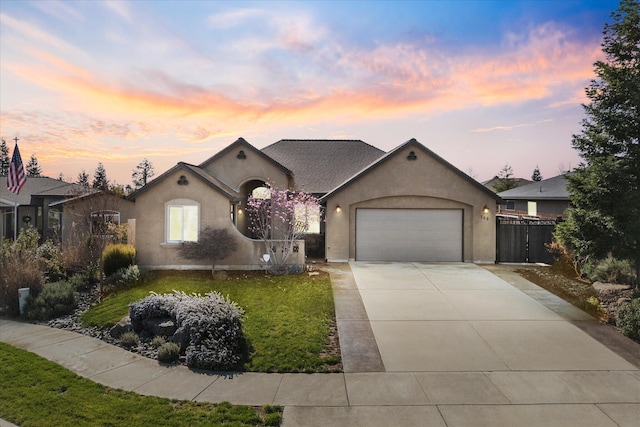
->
166 202 199 243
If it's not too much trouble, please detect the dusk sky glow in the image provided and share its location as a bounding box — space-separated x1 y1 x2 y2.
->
0 0 621 187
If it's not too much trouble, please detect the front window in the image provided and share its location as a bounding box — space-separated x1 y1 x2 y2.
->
91 210 120 234
167 204 198 242
505 200 515 210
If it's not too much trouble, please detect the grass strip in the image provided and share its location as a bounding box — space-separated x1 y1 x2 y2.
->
81 271 339 372
0 342 282 427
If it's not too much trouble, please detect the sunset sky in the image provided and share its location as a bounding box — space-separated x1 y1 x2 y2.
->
0 0 621 187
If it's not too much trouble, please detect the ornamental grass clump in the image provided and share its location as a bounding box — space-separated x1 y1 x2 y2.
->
157 342 180 363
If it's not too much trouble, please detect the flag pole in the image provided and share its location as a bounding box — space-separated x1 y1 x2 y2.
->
13 192 18 240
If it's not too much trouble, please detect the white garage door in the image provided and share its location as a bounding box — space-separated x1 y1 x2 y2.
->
356 208 463 262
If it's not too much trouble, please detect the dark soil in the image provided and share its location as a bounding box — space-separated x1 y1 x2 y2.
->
515 260 635 328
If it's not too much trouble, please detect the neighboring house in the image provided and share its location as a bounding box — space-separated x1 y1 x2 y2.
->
497 174 571 219
126 137 501 270
52 191 136 246
0 177 87 241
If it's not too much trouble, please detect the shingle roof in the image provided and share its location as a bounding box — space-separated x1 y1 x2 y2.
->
261 139 385 194
0 177 85 206
497 174 570 200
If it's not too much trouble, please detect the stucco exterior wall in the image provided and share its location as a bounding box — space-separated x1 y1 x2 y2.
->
200 143 290 190
132 167 304 270
324 144 497 263
60 194 136 245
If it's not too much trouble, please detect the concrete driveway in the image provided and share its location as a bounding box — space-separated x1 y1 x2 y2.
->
348 262 636 372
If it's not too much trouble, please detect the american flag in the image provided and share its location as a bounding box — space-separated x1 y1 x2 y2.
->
7 143 27 195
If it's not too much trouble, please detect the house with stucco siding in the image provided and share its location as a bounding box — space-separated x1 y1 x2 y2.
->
125 137 501 270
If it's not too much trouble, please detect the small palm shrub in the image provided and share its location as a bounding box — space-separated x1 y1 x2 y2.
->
618 299 640 342
24 281 78 321
119 331 140 348
102 244 136 277
157 342 180 363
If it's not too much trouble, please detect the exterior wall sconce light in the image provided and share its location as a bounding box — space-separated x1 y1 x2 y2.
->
482 205 490 215
237 150 247 159
336 204 342 213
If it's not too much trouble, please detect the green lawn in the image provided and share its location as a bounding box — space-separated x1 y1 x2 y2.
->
0 342 282 427
81 271 340 372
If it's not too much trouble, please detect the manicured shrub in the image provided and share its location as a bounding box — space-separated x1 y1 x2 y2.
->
617 299 640 342
0 228 45 316
102 244 136 277
128 294 173 332
119 331 140 348
24 281 78 321
157 342 180 363
128 291 245 371
172 291 245 371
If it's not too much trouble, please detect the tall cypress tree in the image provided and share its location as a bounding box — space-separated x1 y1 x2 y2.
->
0 139 9 176
556 0 640 287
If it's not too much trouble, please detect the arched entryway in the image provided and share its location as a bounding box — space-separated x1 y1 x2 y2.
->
236 180 269 237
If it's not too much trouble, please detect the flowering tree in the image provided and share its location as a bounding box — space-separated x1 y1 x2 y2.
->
246 184 319 273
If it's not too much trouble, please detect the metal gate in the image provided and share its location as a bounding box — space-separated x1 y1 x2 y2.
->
496 218 556 264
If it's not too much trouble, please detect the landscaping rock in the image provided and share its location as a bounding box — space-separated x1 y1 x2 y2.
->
110 316 132 338
593 281 631 291
170 325 189 352
142 317 177 337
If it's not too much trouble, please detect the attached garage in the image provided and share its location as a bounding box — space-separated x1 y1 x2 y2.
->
355 208 463 262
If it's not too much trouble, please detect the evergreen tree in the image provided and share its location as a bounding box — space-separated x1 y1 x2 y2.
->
77 170 90 186
555 0 640 288
493 164 518 192
0 138 9 176
26 154 42 177
531 165 543 182
132 158 155 189
92 162 109 190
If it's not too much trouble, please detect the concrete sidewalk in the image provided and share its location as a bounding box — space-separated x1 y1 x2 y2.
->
2 262 640 426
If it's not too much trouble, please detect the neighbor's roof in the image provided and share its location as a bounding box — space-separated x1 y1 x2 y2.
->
0 177 86 206
261 139 385 194
497 174 570 200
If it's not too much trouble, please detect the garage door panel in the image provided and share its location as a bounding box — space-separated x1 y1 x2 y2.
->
356 209 462 262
